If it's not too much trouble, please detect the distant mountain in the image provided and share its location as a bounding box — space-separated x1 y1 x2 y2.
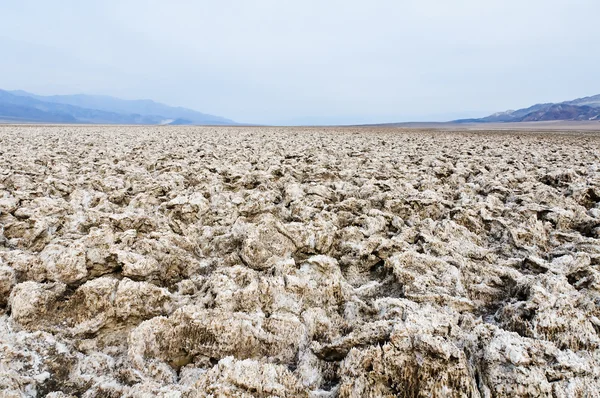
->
0 89 236 125
564 94 600 108
0 90 163 124
454 94 600 123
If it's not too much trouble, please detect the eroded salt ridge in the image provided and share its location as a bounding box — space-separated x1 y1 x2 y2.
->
1 126 599 397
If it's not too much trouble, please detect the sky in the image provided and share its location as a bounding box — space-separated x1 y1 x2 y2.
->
1 0 599 125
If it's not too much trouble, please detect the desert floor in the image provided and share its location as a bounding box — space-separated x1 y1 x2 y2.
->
1 125 600 397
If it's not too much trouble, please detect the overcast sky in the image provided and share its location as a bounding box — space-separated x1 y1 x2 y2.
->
1 0 598 125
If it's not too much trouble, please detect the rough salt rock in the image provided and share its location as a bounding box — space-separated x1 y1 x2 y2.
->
387 250 469 305
9 281 66 329
496 272 600 351
467 324 600 397
39 243 88 284
64 277 173 336
115 249 160 278
338 305 477 397
0 264 17 306
128 306 305 375
0 315 77 397
187 356 307 397
1 126 600 396
114 278 173 320
240 214 296 270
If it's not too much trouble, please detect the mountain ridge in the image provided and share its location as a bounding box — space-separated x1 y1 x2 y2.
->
0 89 236 125
454 94 600 123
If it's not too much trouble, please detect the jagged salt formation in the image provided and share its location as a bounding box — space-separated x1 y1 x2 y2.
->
1 125 599 397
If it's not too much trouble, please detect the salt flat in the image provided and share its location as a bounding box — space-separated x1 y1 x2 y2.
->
1 125 600 397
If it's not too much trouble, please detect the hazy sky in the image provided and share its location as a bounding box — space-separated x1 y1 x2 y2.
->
1 0 599 125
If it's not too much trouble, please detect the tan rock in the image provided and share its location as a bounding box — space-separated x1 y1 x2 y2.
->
1 125 599 396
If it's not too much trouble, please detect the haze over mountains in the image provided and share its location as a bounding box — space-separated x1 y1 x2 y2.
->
1 89 600 126
0 89 236 125
454 94 600 123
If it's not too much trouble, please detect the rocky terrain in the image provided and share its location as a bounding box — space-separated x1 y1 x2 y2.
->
1 125 600 397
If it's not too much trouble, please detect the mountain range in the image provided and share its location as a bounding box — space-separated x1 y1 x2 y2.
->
2 89 599 126
454 94 600 123
0 89 236 125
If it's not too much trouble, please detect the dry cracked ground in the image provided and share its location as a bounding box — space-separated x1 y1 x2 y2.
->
1 125 600 398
